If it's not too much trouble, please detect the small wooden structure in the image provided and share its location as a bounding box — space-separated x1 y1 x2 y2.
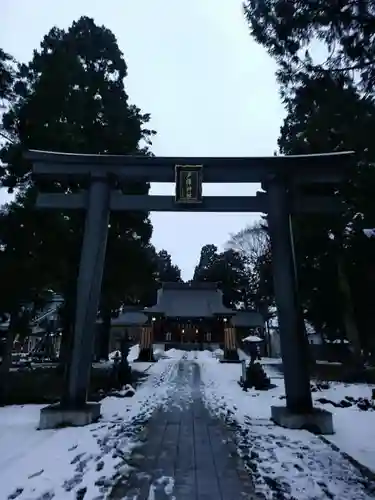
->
108 307 148 352
232 310 264 337
232 310 268 355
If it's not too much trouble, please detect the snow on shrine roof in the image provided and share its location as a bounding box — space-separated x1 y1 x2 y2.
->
111 308 148 326
144 282 234 318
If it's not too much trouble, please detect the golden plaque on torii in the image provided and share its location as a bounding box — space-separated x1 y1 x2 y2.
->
174 164 203 204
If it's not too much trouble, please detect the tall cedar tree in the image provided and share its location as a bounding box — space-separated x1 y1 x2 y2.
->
244 2 375 358
0 18 156 367
138 248 183 308
156 249 183 283
278 73 375 356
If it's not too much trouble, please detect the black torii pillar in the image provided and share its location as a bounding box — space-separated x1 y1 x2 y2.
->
39 174 110 429
266 177 333 433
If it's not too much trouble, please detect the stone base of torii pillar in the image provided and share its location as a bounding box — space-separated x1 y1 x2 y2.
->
39 402 101 430
271 406 334 434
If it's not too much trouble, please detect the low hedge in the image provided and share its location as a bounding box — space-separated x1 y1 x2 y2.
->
1 364 147 405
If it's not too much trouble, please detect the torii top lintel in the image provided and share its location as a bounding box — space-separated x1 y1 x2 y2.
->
25 150 355 184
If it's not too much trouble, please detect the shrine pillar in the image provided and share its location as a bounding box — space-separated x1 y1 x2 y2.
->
136 324 155 362
266 177 333 433
40 175 110 429
266 177 312 412
222 322 240 363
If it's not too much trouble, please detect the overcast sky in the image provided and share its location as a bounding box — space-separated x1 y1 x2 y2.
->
2 0 284 280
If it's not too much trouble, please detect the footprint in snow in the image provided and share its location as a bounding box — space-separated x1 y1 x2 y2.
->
35 491 54 500
96 460 104 472
71 453 85 465
75 454 93 474
7 487 23 500
28 469 44 479
63 473 84 492
76 486 87 500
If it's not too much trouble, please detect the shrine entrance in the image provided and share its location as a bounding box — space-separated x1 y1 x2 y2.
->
163 321 213 348
27 149 353 432
169 322 198 344
144 282 234 356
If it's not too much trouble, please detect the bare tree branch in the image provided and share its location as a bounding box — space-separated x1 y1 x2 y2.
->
226 222 270 268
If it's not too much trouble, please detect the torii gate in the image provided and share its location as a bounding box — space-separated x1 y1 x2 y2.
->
25 150 354 431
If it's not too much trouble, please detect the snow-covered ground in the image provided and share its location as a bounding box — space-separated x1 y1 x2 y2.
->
235 349 375 469
0 350 185 500
197 350 375 499
0 346 374 500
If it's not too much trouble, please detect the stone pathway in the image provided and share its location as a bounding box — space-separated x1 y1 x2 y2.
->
109 360 259 499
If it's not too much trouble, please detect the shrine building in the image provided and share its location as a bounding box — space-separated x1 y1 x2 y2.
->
139 282 260 362
145 281 233 343
107 282 265 362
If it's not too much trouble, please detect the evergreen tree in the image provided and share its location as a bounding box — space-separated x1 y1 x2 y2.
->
0 188 59 401
244 2 375 360
136 247 183 309
0 48 14 104
278 73 375 358
0 48 16 147
193 244 219 281
156 249 183 283
193 244 250 308
0 18 157 368
243 0 375 96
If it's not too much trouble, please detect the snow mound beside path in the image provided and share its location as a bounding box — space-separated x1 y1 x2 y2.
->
163 348 186 360
0 358 180 500
197 356 375 500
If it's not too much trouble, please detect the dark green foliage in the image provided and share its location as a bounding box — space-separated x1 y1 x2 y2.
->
277 74 375 353
156 249 183 283
243 0 375 96
0 188 66 314
0 16 156 302
139 247 182 307
0 48 15 104
0 364 146 405
0 18 158 372
244 3 375 356
97 246 182 358
194 244 218 273
193 244 250 308
1 17 155 188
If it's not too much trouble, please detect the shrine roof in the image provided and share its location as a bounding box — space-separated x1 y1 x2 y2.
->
110 308 148 326
231 310 264 327
144 282 233 318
